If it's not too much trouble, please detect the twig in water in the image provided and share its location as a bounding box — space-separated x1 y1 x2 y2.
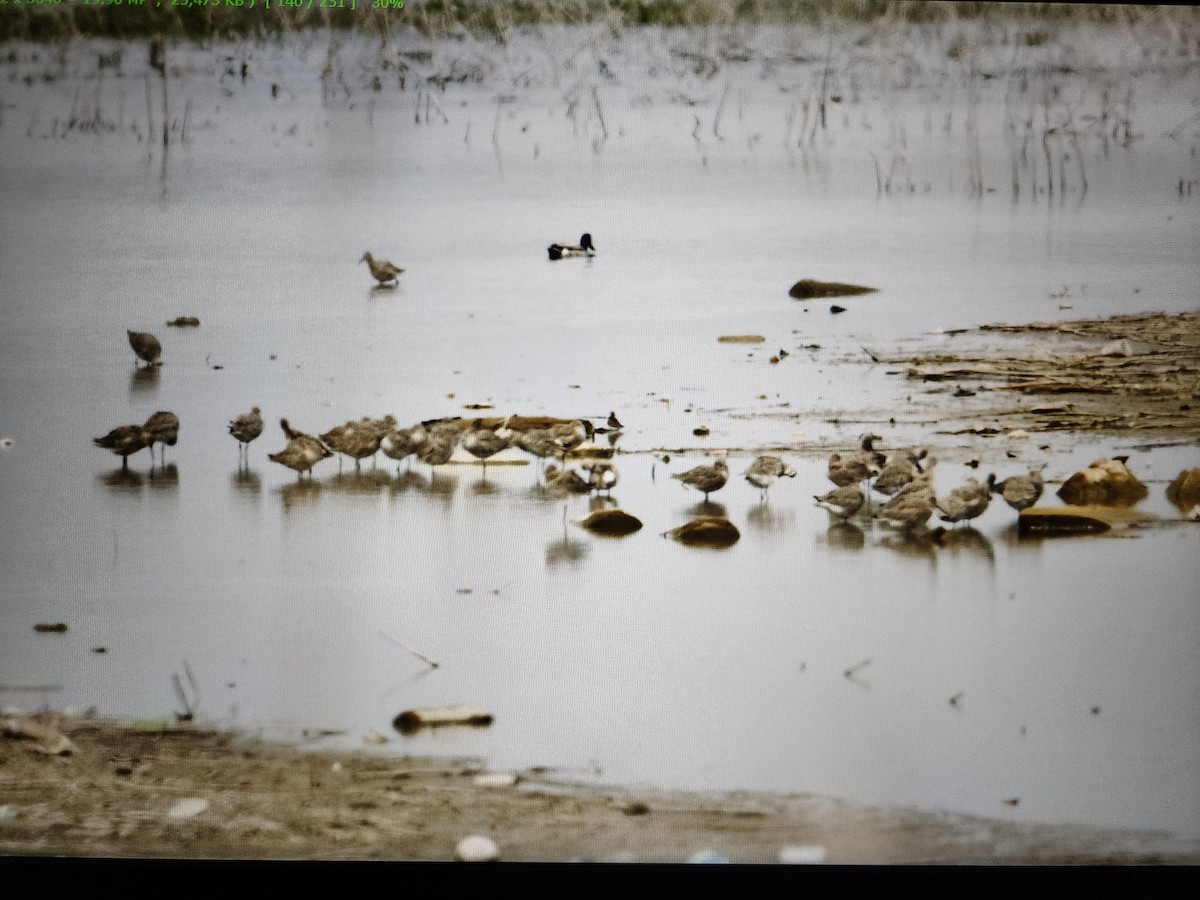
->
843 657 872 678
591 87 607 141
712 81 730 140
380 631 440 669
861 346 882 363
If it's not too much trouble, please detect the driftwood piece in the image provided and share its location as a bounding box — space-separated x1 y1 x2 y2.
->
789 279 878 300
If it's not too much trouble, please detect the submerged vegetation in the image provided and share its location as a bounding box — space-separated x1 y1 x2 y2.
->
0 0 1188 42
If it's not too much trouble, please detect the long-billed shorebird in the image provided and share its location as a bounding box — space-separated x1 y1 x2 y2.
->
142 411 180 465
547 233 596 260
127 330 162 367
360 251 404 286
672 457 729 502
743 455 796 502
987 467 1045 513
229 407 264 463
94 424 150 469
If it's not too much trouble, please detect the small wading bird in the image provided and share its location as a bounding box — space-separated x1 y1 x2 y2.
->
269 419 332 479
462 417 514 474
142 411 180 465
607 411 623 430
228 407 264 463
672 456 729 502
581 460 619 495
815 484 865 520
380 423 428 474
987 466 1045 513
544 463 593 495
360 251 404 286
94 424 150 469
743 455 797 502
547 233 596 261
127 330 162 367
936 477 990 526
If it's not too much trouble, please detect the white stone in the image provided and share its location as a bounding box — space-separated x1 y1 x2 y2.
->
779 844 827 864
167 798 209 820
455 835 499 862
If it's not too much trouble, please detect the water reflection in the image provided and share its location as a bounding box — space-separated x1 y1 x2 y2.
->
369 284 398 297
146 463 179 492
823 521 866 551
546 524 589 567
878 530 938 562
100 467 145 490
684 499 727 518
231 467 262 498
327 470 391 496
588 495 619 513
469 476 502 497
745 503 796 534
129 366 160 394
930 526 995 562
278 479 321 511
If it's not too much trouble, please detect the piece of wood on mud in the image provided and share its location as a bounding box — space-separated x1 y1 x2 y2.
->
1017 505 1156 537
393 705 494 735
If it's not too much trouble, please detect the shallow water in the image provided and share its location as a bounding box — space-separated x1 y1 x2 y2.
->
0 17 1198 848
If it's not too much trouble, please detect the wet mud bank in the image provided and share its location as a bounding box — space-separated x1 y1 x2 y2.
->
2 717 1197 863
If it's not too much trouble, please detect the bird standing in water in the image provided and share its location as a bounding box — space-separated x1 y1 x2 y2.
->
127 330 162 367
360 251 404 286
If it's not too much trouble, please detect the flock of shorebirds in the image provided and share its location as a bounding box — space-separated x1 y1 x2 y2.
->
95 328 1047 531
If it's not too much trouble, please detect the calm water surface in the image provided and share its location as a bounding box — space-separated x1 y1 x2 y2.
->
0 20 1198 846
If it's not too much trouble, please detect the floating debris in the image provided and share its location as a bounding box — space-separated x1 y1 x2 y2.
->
692 425 711 437
663 517 740 548
717 335 765 343
33 623 67 634
166 316 200 327
1018 504 1155 536
393 705 494 734
575 508 643 536
830 305 847 314
788 279 878 299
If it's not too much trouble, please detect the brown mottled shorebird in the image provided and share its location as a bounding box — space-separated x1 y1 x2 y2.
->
94 424 150 469
828 435 884 487
544 464 593 495
270 419 332 478
127 330 162 367
873 479 937 530
463 416 513 473
581 460 619 495
416 430 458 472
814 484 865 520
987 467 1045 512
380 423 428 473
360 252 404 286
607 411 624 430
229 407 264 462
872 448 928 496
513 428 561 469
142 411 180 464
937 477 990 526
672 457 729 501
743 455 796 502
549 419 595 460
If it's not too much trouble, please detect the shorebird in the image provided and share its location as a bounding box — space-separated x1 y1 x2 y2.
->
873 479 937 530
607 411 624 430
380 423 428 473
360 251 404 286
416 425 459 473
987 466 1045 512
142 411 180 464
814 484 865 520
872 448 928 496
549 420 595 461
547 233 596 260
743 455 797 502
581 460 619 495
229 407 264 463
544 464 593 495
937 477 990 526
270 419 332 478
93 424 150 469
513 428 561 470
672 457 729 501
828 435 884 487
463 417 513 473
127 330 162 367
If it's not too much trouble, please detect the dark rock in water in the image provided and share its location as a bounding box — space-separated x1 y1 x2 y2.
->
1166 467 1200 513
576 509 643 536
1018 505 1155 536
166 316 200 327
1056 458 1148 506
33 623 68 633
662 517 740 548
830 305 846 314
789 279 878 300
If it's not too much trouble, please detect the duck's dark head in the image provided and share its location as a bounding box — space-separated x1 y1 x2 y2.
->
580 233 595 251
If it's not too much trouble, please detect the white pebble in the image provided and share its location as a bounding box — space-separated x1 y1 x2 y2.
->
330 761 343 773
455 834 499 862
779 844 827 864
1007 429 1030 440
167 798 209 820
473 772 518 788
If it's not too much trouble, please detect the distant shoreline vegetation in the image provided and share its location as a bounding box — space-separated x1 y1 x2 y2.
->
0 1 1159 43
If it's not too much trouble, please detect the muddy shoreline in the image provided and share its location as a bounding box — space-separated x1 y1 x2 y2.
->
2 716 1197 864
